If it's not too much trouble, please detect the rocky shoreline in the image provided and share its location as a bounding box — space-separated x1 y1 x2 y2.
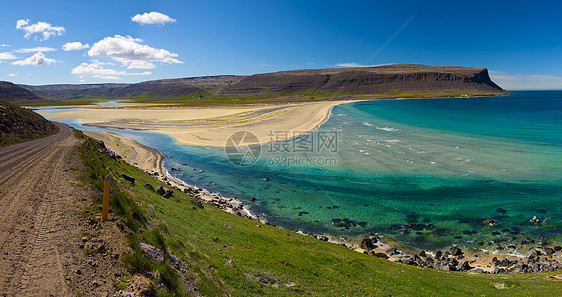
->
142 166 562 275
100 132 562 276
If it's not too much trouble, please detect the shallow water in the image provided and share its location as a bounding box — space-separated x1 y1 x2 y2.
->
38 91 562 250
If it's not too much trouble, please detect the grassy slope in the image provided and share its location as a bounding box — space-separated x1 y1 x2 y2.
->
0 99 59 147
77 132 562 297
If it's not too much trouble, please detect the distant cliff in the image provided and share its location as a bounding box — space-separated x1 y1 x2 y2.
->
20 64 506 99
0 81 41 101
220 64 505 95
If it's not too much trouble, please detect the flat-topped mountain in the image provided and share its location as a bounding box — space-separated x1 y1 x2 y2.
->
19 64 506 100
221 64 504 95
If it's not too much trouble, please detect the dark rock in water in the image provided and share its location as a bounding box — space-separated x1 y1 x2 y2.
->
450 246 463 256
454 236 462 239
478 241 484 246
482 219 498 227
491 231 501 236
121 173 135 186
545 247 555 255
250 197 256 202
501 228 511 233
406 213 420 223
521 238 535 245
554 246 562 252
360 238 376 250
409 223 426 231
435 250 442 258
496 208 507 214
419 250 426 257
298 211 310 216
424 224 436 230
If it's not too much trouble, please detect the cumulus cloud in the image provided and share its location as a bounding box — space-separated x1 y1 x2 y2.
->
71 61 151 80
11 52 56 66
0 52 17 60
8 73 16 77
132 12 176 25
15 47 56 53
16 19 65 40
0 44 10 47
62 42 90 51
88 35 182 69
489 70 562 90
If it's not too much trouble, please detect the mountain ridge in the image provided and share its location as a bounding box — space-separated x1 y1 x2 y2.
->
18 64 506 100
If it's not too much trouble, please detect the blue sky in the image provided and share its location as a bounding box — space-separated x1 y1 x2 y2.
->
1 0 562 89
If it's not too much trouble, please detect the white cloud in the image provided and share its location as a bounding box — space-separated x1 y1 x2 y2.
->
16 19 65 40
71 62 126 76
8 73 16 77
0 44 10 47
62 42 90 51
11 52 57 66
489 70 562 90
132 12 176 25
88 35 182 69
71 61 152 80
15 47 56 53
16 19 29 29
93 75 121 80
0 52 17 60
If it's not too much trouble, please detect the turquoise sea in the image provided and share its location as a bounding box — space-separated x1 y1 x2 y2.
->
40 91 562 251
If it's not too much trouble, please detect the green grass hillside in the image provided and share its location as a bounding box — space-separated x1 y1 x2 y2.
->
77 132 562 296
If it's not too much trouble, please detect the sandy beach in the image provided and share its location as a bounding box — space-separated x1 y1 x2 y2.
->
83 131 163 175
46 101 353 147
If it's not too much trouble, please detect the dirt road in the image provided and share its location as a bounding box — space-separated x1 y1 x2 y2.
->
0 123 128 296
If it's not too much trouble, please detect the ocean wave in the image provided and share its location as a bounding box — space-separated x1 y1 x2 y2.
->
384 139 401 143
362 121 374 127
376 126 398 132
